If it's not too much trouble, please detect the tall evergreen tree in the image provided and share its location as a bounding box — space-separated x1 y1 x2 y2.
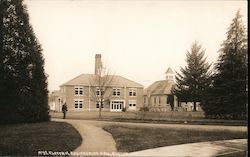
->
0 0 5 110
203 10 247 119
0 0 49 124
173 41 212 111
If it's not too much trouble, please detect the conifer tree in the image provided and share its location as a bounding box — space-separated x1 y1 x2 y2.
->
173 41 212 111
0 0 5 108
203 10 247 119
0 0 49 123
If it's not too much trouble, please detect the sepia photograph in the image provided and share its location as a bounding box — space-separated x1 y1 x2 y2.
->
0 0 248 156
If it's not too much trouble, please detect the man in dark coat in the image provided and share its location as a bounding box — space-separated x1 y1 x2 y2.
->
62 102 68 119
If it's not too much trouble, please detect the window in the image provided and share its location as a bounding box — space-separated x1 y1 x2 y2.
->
75 86 83 96
113 88 121 96
129 100 136 106
111 101 123 111
166 75 174 80
74 99 83 108
129 88 136 97
96 101 104 108
154 97 156 104
96 87 104 96
129 100 136 109
159 97 161 105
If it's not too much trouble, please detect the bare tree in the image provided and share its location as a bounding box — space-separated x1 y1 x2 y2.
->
89 67 114 119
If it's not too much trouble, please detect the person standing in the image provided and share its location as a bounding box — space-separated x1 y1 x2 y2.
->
62 102 68 119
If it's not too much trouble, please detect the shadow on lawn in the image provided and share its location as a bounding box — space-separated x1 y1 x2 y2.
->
0 121 82 156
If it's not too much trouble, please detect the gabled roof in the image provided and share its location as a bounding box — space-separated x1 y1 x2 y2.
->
60 74 144 88
144 80 175 96
60 74 95 86
110 75 144 88
165 67 174 74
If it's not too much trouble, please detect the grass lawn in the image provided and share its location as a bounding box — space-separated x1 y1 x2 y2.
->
0 121 82 156
50 112 247 126
103 125 247 152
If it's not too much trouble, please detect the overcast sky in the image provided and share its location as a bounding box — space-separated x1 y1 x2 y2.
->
24 0 247 92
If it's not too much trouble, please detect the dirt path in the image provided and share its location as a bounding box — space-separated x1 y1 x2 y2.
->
53 119 117 153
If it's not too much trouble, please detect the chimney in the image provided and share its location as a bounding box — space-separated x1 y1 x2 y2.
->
95 54 102 75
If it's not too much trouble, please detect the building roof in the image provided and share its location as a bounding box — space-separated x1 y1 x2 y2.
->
60 74 144 88
144 80 175 96
165 67 174 74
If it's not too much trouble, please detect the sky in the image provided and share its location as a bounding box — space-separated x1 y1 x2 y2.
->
24 0 247 92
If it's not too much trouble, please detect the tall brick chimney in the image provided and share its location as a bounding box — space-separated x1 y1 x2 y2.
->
95 54 102 75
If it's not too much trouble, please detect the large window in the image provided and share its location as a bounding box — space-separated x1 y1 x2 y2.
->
129 88 136 97
96 87 104 96
111 101 123 111
74 99 83 108
113 88 121 96
96 101 104 108
75 86 83 96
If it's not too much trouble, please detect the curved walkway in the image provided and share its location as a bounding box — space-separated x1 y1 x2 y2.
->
53 119 117 153
53 118 247 157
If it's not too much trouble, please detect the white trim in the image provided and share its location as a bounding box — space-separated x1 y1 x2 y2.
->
88 85 90 112
128 100 136 110
96 99 104 108
74 99 83 109
128 88 137 97
96 87 104 96
112 88 121 96
74 86 83 96
110 100 125 112
166 73 175 81
124 86 126 108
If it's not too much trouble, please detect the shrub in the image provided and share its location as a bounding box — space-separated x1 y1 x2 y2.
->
139 106 149 112
122 107 127 112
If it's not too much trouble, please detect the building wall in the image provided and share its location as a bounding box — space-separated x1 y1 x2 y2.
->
149 95 171 112
143 94 179 112
54 97 61 112
125 88 143 111
49 92 62 112
60 85 143 112
64 86 85 112
143 93 203 112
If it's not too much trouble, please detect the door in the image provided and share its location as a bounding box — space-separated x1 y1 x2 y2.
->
110 101 123 112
